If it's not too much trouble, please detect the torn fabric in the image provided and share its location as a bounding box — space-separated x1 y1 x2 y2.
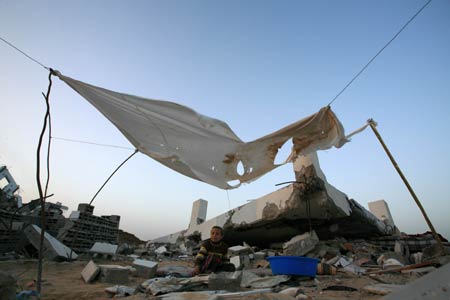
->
55 71 348 189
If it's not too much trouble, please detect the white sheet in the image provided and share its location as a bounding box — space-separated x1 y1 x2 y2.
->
56 71 348 189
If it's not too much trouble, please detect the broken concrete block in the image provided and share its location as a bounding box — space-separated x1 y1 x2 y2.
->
81 260 100 283
283 230 319 256
133 259 158 278
228 245 252 256
23 224 78 261
90 242 118 256
230 255 250 270
0 271 17 300
99 265 129 284
208 271 242 292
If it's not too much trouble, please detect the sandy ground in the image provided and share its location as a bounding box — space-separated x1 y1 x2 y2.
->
0 258 418 300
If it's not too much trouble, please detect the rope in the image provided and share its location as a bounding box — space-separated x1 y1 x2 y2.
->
89 149 139 205
51 136 135 150
328 0 432 106
0 37 49 70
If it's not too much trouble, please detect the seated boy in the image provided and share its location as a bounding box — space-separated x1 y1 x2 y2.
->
192 226 236 275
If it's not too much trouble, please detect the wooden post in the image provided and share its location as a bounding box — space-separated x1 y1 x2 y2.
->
368 119 445 254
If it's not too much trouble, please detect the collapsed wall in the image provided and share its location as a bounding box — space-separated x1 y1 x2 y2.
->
152 152 394 248
57 203 120 253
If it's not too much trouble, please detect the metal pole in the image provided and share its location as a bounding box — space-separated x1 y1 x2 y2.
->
368 119 445 254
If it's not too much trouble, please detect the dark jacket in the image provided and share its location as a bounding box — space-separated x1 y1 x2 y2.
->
195 239 229 273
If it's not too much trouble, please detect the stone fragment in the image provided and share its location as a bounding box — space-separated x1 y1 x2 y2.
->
133 259 158 278
81 260 100 283
283 231 319 256
363 284 404 295
99 265 129 284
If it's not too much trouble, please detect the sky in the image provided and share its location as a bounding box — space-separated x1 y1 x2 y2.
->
1 0 449 241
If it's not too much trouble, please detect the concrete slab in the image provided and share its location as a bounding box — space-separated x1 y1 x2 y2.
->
81 260 100 283
90 242 118 255
151 152 392 248
24 224 78 261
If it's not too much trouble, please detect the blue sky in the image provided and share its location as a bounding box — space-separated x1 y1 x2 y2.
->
1 0 449 241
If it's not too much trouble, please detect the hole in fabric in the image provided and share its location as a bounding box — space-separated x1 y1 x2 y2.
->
236 160 245 176
211 165 217 172
227 180 240 187
274 139 293 164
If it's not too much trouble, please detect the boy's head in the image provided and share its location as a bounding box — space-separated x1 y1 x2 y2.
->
210 226 223 243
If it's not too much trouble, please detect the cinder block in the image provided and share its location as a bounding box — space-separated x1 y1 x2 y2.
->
133 259 158 278
81 260 100 283
99 265 129 284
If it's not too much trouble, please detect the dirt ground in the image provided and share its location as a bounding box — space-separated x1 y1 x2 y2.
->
0 258 418 300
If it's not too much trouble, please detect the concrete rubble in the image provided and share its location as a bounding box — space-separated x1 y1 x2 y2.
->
1 153 449 299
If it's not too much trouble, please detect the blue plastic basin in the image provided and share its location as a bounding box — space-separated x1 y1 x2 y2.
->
267 256 319 277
